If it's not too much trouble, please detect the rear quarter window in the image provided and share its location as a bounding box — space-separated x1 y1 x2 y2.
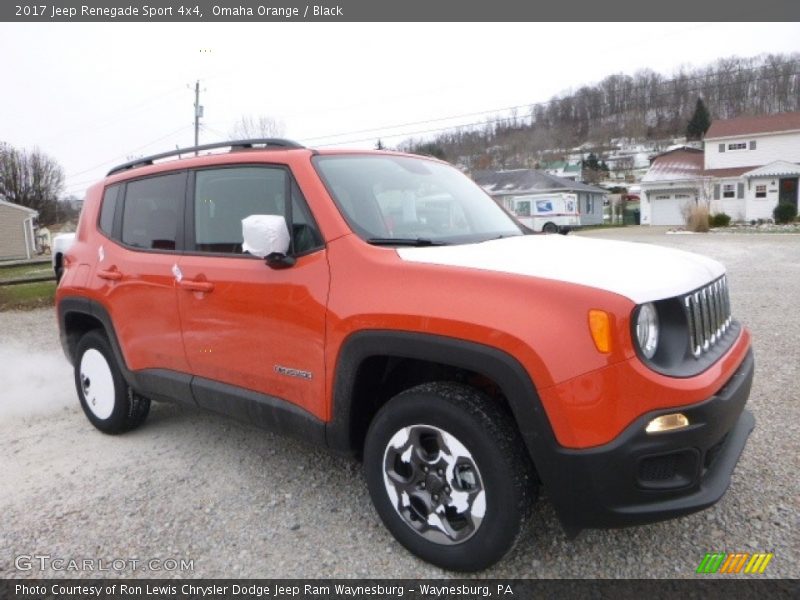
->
98 185 120 236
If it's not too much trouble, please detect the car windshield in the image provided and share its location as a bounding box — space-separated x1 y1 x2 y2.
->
313 155 524 245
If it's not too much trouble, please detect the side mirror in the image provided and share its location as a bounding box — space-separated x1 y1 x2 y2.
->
241 215 293 268
265 252 296 269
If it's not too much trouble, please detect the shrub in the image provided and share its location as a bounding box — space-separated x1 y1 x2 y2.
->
683 203 710 232
773 202 798 224
710 213 731 227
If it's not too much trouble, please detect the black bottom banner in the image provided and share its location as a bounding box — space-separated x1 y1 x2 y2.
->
2 579 798 600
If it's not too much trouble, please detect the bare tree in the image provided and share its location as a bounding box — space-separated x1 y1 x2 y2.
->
229 115 286 140
0 142 64 225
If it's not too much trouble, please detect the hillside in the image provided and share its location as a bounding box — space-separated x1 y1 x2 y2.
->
400 53 800 176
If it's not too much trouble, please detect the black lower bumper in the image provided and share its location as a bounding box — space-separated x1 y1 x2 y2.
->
541 348 755 535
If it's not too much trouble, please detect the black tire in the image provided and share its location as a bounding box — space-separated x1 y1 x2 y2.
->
364 382 535 572
74 330 150 434
542 222 558 234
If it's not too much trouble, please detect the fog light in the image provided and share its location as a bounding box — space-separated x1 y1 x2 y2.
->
646 413 689 434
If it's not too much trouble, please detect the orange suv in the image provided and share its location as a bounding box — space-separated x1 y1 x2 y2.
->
57 139 755 571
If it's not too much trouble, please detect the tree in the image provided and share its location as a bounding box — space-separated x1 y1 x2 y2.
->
411 142 446 160
375 139 385 150
582 152 604 184
686 98 711 141
229 115 285 139
0 142 64 225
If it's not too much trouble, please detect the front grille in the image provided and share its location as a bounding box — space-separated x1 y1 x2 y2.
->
683 276 732 358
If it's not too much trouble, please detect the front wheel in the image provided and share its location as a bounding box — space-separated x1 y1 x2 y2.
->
364 382 535 571
74 330 150 434
542 222 558 234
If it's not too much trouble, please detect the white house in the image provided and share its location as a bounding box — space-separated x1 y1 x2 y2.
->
472 169 607 226
641 111 800 225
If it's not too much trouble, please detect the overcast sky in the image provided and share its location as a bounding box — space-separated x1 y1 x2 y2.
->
1 22 798 197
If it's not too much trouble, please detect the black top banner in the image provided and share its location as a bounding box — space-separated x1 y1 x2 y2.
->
3 0 800 22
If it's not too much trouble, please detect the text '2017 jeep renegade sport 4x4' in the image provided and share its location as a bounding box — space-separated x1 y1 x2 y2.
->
57 139 755 572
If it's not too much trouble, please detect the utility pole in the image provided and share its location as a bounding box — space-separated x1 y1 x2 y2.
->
193 80 203 155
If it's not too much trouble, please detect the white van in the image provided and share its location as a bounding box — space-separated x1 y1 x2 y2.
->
509 193 580 233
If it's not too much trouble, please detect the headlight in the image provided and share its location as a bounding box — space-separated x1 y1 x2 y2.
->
635 302 659 359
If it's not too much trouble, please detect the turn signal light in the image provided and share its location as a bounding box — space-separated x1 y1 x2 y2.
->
646 413 690 434
588 310 612 353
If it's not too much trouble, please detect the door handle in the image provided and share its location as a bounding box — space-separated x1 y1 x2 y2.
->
97 268 122 281
178 279 214 293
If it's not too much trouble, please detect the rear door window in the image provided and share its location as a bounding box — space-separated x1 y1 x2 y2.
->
121 173 185 251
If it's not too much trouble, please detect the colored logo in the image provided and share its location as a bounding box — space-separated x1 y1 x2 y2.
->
696 552 773 574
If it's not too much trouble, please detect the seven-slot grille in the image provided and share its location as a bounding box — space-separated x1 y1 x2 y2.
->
683 276 732 357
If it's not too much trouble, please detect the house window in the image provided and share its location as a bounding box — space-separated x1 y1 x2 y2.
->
755 185 767 198
749 140 757 150
674 194 691 199
727 142 747 151
723 184 736 198
655 195 670 200
586 196 594 213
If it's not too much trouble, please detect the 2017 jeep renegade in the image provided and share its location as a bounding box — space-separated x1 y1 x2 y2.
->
56 139 755 571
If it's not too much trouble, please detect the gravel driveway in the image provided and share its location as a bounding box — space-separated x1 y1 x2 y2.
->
1 228 798 579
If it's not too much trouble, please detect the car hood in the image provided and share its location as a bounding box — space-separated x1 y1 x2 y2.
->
396 234 725 304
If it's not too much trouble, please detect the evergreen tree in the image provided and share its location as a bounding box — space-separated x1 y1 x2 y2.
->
686 98 711 141
375 139 385 150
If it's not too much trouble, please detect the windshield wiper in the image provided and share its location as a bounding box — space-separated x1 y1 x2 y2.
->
367 238 448 247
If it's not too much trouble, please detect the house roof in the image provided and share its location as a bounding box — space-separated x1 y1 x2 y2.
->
705 111 800 140
742 160 800 179
0 199 38 215
640 148 704 183
703 166 757 179
472 169 607 195
540 160 567 170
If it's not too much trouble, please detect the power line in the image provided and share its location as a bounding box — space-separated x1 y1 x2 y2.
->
311 66 800 148
61 58 800 192
41 85 186 145
62 125 194 193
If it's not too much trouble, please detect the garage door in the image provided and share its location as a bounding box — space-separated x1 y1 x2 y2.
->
650 195 687 225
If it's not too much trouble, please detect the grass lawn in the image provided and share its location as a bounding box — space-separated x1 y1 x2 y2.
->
0 281 56 311
0 262 53 282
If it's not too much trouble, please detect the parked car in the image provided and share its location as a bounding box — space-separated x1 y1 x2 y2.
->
51 232 75 282
56 139 755 571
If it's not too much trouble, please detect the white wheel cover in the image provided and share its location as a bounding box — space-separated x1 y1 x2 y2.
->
79 349 115 420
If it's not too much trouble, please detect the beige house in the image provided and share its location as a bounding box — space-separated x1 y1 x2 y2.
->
0 199 39 260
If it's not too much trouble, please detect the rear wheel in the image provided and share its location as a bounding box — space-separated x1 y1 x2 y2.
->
542 222 558 234
74 330 150 434
364 382 535 571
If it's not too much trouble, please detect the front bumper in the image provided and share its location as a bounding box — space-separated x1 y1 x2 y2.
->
542 348 755 535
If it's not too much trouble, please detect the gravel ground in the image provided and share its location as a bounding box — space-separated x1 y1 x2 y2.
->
0 227 798 579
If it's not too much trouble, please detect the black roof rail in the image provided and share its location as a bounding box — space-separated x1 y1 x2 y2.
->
106 138 305 176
